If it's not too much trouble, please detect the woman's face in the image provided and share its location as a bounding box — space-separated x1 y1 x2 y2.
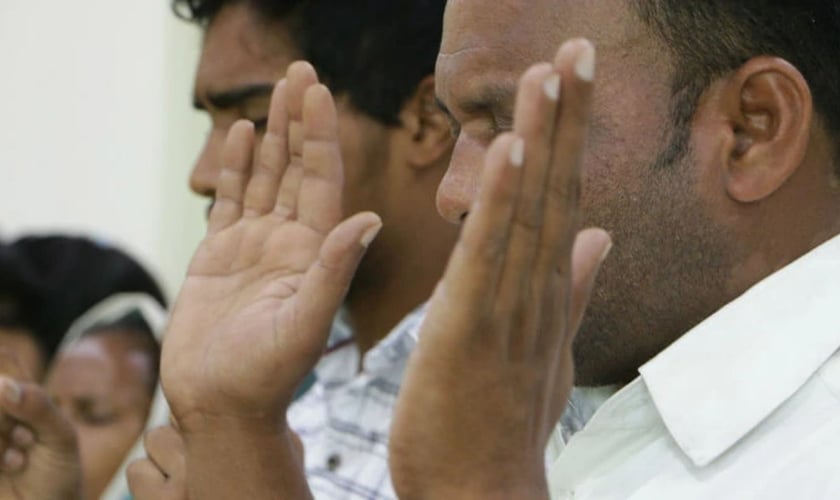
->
45 331 155 500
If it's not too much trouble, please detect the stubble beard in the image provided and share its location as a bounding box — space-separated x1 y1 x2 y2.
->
571 147 738 387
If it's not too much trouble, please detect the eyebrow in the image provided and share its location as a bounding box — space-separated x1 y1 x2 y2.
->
193 83 275 111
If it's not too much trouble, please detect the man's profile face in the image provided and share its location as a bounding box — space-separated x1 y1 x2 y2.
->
190 4 389 220
190 4 289 201
436 0 737 384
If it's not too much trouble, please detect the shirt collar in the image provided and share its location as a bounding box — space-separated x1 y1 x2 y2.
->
314 304 426 384
313 310 358 384
363 303 425 373
639 234 840 467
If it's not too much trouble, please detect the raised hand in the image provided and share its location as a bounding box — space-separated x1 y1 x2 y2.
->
127 426 186 500
160 62 381 499
389 39 611 499
0 376 82 500
162 61 380 425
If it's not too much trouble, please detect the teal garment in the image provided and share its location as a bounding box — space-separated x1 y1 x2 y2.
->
294 372 318 400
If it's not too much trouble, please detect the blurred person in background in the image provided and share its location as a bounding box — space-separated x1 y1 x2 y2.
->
48 294 167 500
0 235 168 499
0 255 58 382
0 235 166 381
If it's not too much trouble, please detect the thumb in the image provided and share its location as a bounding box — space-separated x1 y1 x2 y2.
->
566 227 612 345
295 211 383 335
0 377 77 451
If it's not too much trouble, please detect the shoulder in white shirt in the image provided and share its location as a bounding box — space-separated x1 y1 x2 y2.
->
549 235 840 499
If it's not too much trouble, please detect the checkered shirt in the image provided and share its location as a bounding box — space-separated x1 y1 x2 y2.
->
287 307 425 499
287 305 615 499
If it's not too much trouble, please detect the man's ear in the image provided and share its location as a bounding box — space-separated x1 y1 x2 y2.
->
397 75 454 169
711 57 813 203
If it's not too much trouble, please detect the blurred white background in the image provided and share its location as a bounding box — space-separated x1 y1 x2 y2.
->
0 0 209 298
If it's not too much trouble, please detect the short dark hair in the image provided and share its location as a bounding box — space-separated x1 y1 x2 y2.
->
0 235 166 364
173 0 446 126
632 1 840 172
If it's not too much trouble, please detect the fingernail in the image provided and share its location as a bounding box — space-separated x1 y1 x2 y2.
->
543 73 561 101
360 223 383 248
574 42 596 82
12 426 34 448
3 448 23 470
510 138 525 167
599 240 613 264
1 378 20 405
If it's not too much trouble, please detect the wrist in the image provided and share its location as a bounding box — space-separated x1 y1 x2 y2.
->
176 409 287 437
402 482 550 500
180 414 311 500
395 460 549 500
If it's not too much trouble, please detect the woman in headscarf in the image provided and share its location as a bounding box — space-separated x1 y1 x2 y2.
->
46 293 170 500
0 235 170 499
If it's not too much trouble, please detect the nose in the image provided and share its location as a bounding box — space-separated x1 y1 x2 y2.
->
436 137 485 224
189 129 226 198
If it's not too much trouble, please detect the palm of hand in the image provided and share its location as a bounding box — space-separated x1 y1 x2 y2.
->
164 217 327 418
162 64 382 426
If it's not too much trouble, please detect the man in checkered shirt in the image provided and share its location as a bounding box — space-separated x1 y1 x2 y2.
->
130 1 455 499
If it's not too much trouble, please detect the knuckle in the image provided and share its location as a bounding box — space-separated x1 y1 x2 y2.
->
126 459 145 481
459 231 506 263
548 174 580 204
513 204 544 232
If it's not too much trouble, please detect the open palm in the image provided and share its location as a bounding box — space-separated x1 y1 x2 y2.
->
161 62 381 427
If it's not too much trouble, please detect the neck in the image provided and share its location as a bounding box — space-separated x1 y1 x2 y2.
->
344 236 451 357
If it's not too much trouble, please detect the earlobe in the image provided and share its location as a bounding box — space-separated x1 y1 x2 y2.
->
722 57 813 203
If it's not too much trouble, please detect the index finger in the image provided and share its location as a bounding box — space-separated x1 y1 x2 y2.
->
534 39 596 284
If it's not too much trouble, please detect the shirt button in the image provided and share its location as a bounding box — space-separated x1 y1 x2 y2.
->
327 453 342 471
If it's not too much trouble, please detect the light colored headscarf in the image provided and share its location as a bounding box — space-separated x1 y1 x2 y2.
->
59 293 169 500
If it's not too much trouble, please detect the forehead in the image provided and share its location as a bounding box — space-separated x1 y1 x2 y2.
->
49 333 151 391
195 4 299 95
441 0 638 55
437 0 654 100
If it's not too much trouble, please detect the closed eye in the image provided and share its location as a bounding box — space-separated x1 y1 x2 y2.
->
445 116 462 138
435 96 461 138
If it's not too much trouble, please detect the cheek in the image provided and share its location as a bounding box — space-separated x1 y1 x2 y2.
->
77 415 146 465
436 135 487 223
336 122 387 214
76 418 144 499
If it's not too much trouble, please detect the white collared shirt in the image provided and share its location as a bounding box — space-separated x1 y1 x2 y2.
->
548 235 840 499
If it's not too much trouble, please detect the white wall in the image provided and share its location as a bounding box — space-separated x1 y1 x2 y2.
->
0 1 209 298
